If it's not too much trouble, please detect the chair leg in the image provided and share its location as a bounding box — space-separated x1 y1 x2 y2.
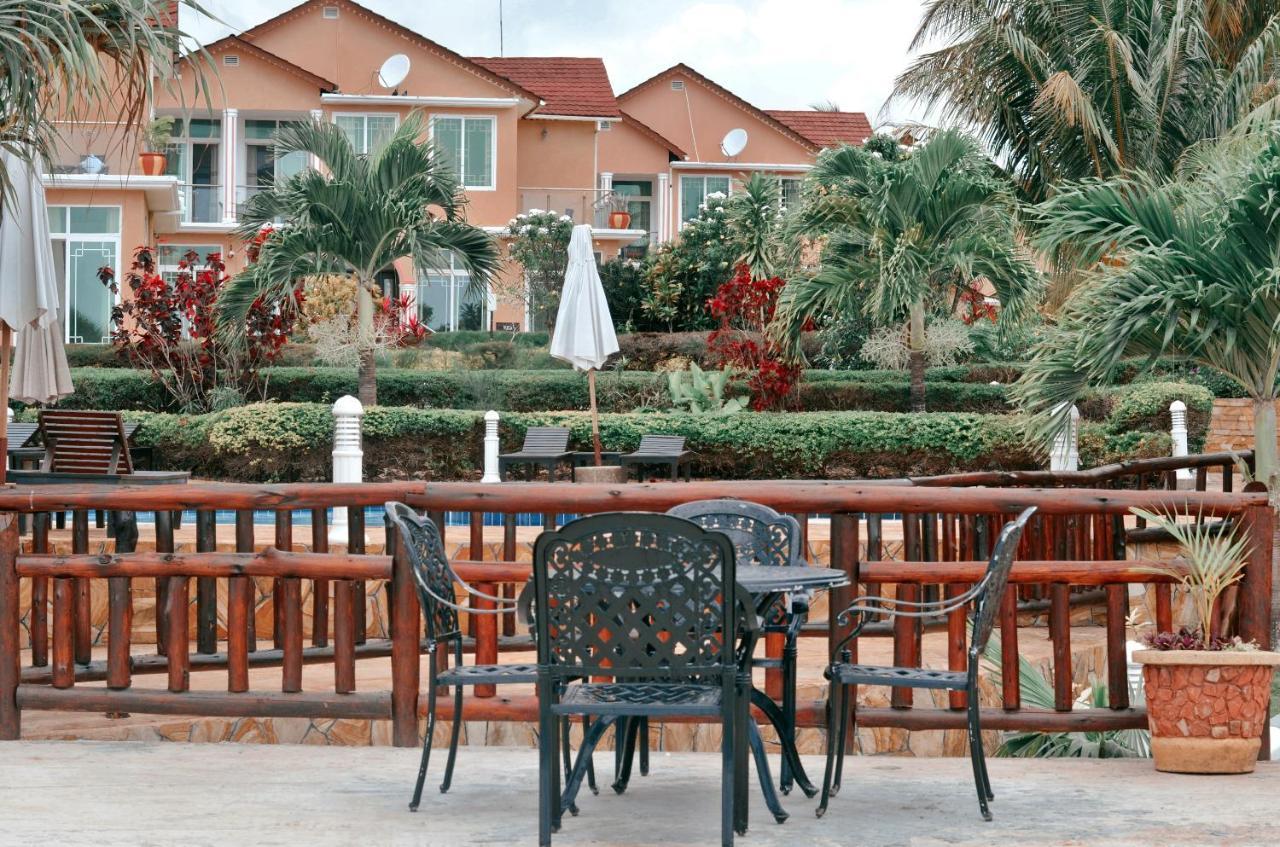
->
816 682 841 818
780 632 798 795
409 676 438 812
439 684 464 793
638 716 650 776
968 694 993 820
582 717 598 794
562 716 614 811
722 700 736 847
538 685 556 845
831 679 851 797
612 714 641 794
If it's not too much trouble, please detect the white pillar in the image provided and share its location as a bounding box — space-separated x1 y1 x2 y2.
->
656 172 670 243
1170 400 1193 481
481 410 501 483
309 109 325 173
222 107 238 223
329 395 364 545
1050 403 1080 472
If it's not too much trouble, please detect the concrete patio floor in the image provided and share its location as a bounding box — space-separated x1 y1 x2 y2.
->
3 742 1277 847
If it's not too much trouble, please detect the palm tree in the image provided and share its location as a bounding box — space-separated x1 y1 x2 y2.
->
0 1 208 200
221 113 501 406
774 130 1041 411
1015 132 1280 493
893 0 1280 201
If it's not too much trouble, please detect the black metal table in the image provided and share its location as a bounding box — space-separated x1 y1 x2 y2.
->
735 563 849 824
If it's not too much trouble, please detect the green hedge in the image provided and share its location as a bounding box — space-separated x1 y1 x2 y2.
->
1107 381 1214 450
121 403 1170 483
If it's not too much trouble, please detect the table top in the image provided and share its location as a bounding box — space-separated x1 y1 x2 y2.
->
735 564 848 594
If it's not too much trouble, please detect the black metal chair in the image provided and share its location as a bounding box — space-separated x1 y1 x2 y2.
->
818 506 1035 822
533 513 758 846
498 426 575 481
620 434 695 481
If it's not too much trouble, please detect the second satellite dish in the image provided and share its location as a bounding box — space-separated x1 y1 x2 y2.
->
378 53 411 89
721 128 748 158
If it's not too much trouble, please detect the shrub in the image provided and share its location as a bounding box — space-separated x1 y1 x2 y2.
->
1107 382 1214 449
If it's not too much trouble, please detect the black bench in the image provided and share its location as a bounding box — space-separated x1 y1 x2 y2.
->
498 426 575 482
620 434 695 481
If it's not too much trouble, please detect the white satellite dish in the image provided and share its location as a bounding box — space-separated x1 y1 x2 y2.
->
720 127 748 158
378 53 411 89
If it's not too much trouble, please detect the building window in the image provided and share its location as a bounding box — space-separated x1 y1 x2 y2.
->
680 175 731 224
612 179 653 258
335 113 397 155
417 255 484 331
163 116 222 223
430 115 495 189
47 206 120 344
157 244 222 338
778 177 803 212
243 119 308 207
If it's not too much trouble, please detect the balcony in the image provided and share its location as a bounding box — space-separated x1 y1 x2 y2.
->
47 122 140 176
517 187 620 230
179 183 224 225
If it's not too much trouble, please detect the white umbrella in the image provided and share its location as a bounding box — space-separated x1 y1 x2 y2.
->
0 149 74 483
549 225 619 464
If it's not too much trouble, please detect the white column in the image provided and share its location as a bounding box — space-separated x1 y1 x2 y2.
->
222 108 238 223
481 410 501 483
1049 403 1080 472
1170 400 1193 481
598 171 613 229
309 109 325 173
328 395 364 545
656 172 670 243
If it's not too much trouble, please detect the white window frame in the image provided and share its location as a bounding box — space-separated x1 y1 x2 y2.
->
47 204 122 345
678 174 732 229
332 112 400 155
428 114 497 191
417 255 488 331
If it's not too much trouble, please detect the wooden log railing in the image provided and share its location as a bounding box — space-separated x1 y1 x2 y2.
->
0 473 1272 755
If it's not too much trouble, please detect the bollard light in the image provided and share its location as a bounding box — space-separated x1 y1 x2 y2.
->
329 394 364 546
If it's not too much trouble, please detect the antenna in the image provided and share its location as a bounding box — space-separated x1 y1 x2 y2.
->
499 0 505 56
377 53 411 89
720 128 748 158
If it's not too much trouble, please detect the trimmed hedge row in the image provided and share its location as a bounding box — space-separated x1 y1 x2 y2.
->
120 403 1171 483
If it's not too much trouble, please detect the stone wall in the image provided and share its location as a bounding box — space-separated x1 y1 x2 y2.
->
1205 398 1279 456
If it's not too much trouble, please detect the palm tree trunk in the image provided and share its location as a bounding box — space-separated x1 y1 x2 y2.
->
356 277 377 407
907 301 927 412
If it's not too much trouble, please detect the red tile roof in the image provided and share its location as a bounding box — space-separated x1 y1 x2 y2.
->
765 110 873 148
471 57 621 118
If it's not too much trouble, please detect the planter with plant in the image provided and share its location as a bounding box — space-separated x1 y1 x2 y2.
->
138 116 174 176
1132 508 1280 774
607 195 631 230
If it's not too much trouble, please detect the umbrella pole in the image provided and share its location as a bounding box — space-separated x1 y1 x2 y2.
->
0 323 9 485
589 368 602 466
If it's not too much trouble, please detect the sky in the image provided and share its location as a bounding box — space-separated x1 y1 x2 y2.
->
185 0 930 125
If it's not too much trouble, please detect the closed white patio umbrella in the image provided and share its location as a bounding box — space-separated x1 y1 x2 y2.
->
549 225 619 465
0 149 74 483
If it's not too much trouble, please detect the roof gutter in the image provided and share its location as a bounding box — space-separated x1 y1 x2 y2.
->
321 94 521 108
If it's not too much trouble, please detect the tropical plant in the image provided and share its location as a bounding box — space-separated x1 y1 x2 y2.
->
1014 132 1280 496
859 318 975 371
502 209 574 332
666 362 748 414
775 130 1041 411
727 172 785 279
708 264 801 410
643 193 736 331
893 0 1280 201
220 112 501 406
0 1 210 200
1131 507 1254 649
142 116 175 153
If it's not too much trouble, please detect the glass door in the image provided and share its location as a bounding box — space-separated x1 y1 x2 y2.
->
47 206 120 344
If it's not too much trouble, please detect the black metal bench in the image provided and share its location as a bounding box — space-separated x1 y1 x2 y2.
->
620 434 695 481
498 426 575 482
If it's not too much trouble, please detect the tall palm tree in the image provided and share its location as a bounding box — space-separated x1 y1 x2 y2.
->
221 113 501 406
893 0 1280 201
0 1 208 200
774 130 1041 411
1015 132 1280 494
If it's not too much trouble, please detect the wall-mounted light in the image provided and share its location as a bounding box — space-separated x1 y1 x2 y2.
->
540 126 548 140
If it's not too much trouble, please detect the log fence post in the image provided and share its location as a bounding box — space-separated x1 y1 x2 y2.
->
390 524 421 747
0 512 19 739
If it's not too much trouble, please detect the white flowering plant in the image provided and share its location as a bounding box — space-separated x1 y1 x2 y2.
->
503 209 575 330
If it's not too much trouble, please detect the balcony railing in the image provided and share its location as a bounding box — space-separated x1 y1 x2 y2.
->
179 183 223 224
517 187 618 229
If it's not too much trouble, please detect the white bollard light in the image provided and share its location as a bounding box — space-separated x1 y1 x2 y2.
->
1170 400 1192 481
1049 403 1080 472
329 394 365 546
481 410 501 483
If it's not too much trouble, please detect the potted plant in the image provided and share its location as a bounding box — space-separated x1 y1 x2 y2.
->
138 116 174 176
607 195 631 230
1132 507 1280 774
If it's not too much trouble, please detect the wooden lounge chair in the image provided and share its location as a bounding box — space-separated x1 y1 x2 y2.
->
498 426 575 482
38 410 134 474
620 434 695 481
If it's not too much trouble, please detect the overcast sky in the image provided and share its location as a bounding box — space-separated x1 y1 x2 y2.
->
185 1 930 125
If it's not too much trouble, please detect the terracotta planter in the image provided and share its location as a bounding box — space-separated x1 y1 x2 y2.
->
573 465 628 484
137 152 167 176
1135 649 1280 774
608 210 631 229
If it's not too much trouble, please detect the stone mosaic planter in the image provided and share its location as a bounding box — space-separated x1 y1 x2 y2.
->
1135 649 1280 774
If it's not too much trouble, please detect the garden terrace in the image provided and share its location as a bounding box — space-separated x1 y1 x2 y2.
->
0 470 1271 752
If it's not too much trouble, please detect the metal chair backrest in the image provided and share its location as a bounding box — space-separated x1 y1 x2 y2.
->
969 507 1036 657
38 410 133 475
533 512 737 682
667 499 800 568
520 426 571 454
385 502 461 643
635 434 686 454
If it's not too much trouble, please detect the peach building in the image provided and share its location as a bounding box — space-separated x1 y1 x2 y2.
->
43 0 871 339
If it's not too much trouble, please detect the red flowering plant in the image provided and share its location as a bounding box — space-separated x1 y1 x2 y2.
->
958 279 997 325
99 244 301 412
706 263 802 411
377 293 428 347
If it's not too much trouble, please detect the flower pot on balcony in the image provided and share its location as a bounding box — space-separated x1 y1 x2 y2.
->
608 210 631 229
1134 649 1280 774
138 152 167 176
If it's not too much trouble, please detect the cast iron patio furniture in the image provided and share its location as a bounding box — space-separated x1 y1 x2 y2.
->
499 426 575 482
384 502 595 810
818 506 1035 822
532 513 757 846
619 434 695 481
